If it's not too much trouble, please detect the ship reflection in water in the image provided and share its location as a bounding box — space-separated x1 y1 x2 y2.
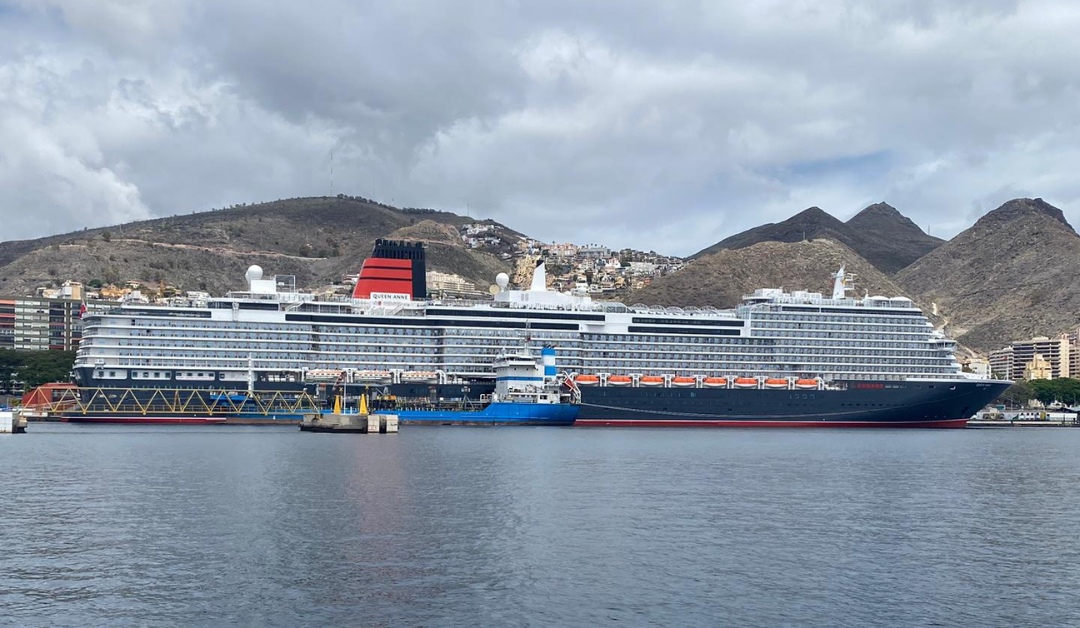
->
4 424 1079 627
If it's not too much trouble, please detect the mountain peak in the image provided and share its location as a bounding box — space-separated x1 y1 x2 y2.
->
896 196 1080 352
975 197 1074 232
849 202 900 222
791 206 840 223
633 238 911 309
846 201 929 236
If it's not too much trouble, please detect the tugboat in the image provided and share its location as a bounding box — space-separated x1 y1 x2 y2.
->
375 347 578 426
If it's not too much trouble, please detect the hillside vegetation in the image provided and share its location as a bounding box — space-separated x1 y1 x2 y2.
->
630 239 910 308
895 198 1080 352
0 197 513 295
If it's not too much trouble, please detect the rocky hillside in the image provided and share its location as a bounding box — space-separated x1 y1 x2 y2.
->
895 198 1080 352
0 196 515 295
844 203 944 273
691 203 943 274
629 239 911 309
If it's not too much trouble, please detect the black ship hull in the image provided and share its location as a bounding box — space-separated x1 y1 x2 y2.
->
70 368 1008 427
574 379 1010 427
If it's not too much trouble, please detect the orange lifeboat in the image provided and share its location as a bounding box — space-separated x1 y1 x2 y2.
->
795 379 819 389
734 377 759 389
607 375 632 386
703 377 728 388
672 377 697 387
764 378 789 389
574 374 600 386
640 376 665 386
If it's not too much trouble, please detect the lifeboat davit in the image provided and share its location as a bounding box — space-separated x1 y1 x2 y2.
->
640 376 665 386
607 375 632 386
733 377 759 389
764 378 789 389
703 377 728 388
795 378 819 389
574 374 600 386
672 377 697 387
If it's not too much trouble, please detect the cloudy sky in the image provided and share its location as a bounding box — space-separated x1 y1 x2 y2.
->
2 0 1079 255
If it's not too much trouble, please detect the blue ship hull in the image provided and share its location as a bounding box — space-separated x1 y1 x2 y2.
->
378 402 578 426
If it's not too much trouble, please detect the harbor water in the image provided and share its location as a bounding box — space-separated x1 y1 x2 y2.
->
3 424 1080 627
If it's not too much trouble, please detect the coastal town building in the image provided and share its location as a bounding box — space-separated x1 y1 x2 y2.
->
426 271 485 299
1023 354 1053 380
1065 327 1080 379
0 296 118 352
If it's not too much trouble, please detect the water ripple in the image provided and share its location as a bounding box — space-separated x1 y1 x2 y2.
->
2 425 1080 627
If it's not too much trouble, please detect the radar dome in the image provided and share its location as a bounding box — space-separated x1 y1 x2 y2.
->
245 265 264 283
495 273 510 290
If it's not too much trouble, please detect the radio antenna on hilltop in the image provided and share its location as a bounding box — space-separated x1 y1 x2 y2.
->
330 151 334 196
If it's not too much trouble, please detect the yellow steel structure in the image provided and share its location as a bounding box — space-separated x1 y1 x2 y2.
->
28 387 322 417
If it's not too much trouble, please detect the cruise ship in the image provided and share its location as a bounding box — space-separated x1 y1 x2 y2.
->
71 239 1010 426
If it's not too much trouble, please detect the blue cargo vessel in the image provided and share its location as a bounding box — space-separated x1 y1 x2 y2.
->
375 348 578 426
388 401 577 426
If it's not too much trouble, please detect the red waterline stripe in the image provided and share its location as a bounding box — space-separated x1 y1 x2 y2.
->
574 419 970 428
61 416 229 424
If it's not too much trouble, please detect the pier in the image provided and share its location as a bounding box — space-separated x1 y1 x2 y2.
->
299 413 399 433
968 410 1080 427
299 396 398 433
18 387 322 423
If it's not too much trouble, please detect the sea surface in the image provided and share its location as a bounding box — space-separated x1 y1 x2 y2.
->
2 424 1080 627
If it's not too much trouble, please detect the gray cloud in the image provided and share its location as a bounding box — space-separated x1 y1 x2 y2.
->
2 0 1079 255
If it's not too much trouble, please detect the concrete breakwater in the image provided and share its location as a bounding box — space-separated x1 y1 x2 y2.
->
299 412 399 434
0 411 27 433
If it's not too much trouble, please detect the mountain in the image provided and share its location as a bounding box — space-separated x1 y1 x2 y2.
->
630 238 911 309
0 196 515 295
843 203 944 273
691 203 943 274
894 198 1080 352
691 206 853 257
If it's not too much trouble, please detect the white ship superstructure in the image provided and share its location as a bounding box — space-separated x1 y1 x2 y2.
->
74 248 964 389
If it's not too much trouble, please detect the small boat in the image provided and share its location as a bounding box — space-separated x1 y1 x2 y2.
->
401 371 438 383
355 370 392 383
607 375 632 386
640 376 665 386
574 374 600 386
764 378 789 389
703 377 728 388
671 377 697 387
733 377 759 389
305 369 345 383
795 379 819 389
